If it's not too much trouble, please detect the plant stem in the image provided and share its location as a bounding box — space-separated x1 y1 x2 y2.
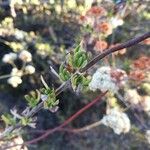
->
2 91 107 149
25 91 107 145
0 74 12 80
72 120 102 133
0 31 149 143
80 32 150 73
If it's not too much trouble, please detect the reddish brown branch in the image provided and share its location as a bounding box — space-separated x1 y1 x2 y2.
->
2 91 107 150
1 32 150 149
80 32 150 72
24 91 107 145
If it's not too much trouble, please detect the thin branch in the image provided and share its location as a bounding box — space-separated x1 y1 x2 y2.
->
80 32 150 73
0 32 149 140
25 120 102 134
27 32 150 120
24 91 107 145
2 91 107 149
72 120 102 133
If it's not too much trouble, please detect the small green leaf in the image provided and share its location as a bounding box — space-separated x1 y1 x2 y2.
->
1 114 16 126
59 64 71 81
74 44 81 53
20 117 32 126
25 90 40 108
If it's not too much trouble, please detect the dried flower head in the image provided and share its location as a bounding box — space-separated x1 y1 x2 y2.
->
97 22 112 35
133 56 150 70
86 6 106 17
110 69 127 86
94 40 108 52
129 70 145 81
79 15 87 23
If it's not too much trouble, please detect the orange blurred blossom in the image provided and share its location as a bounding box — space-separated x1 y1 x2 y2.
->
94 40 108 52
86 6 106 17
129 70 145 81
133 56 150 70
97 22 113 35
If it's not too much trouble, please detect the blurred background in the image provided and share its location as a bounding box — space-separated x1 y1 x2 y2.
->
0 0 150 149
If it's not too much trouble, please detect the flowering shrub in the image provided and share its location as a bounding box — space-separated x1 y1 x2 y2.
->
0 0 149 149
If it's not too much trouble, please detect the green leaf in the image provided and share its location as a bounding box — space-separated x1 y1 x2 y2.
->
41 88 59 110
74 44 81 53
25 90 40 108
20 117 32 126
59 64 71 81
1 114 16 126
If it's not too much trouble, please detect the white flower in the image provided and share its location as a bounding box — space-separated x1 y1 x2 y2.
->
101 108 131 134
50 0 55 4
145 130 150 144
0 136 28 150
11 68 23 76
2 52 17 64
110 17 124 28
19 50 32 62
141 96 150 112
89 66 118 92
7 68 23 87
124 89 141 105
7 76 22 87
14 29 25 40
25 65 35 74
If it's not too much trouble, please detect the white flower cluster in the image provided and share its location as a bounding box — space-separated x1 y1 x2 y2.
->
124 89 141 105
145 130 150 144
110 17 124 29
7 68 23 87
89 67 117 92
124 89 150 113
2 51 35 87
101 108 131 135
25 65 35 74
141 96 150 112
2 52 17 64
19 50 32 62
7 65 35 87
0 136 28 150
2 50 32 63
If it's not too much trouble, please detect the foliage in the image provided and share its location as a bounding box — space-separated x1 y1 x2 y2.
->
0 0 149 149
